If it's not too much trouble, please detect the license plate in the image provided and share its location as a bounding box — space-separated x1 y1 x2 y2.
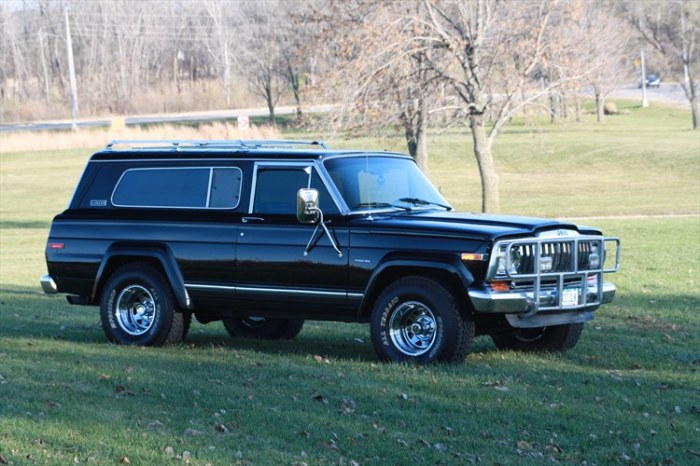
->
562 288 580 307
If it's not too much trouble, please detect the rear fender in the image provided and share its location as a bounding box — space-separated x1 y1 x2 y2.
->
92 244 191 309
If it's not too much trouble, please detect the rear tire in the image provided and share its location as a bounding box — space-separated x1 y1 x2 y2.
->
491 323 584 352
100 263 184 346
370 276 474 364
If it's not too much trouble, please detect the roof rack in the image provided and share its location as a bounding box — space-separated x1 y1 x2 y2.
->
105 139 329 151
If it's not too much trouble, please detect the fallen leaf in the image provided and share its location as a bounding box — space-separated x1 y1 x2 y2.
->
119 456 130 464
164 447 175 457
184 428 205 436
434 443 447 452
215 423 230 433
0 374 7 385
115 385 135 397
340 398 356 415
148 420 164 428
418 438 431 448
98 373 111 380
313 355 323 363
517 440 531 449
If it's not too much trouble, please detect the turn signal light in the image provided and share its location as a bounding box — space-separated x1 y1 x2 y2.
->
489 280 511 292
461 253 486 261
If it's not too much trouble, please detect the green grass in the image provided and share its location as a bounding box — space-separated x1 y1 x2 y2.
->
1 101 699 465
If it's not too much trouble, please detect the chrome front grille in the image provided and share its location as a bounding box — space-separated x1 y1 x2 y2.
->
487 234 620 312
507 239 602 275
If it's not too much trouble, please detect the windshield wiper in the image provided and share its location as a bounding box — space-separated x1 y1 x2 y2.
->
396 198 451 210
353 202 411 211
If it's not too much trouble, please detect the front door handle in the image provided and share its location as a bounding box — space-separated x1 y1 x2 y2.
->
242 217 265 223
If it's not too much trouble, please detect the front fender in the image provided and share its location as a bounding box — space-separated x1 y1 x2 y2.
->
358 253 474 315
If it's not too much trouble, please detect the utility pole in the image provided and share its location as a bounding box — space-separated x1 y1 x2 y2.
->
640 49 649 108
64 7 79 130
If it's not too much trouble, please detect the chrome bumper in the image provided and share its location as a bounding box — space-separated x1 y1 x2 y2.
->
40 274 58 294
468 281 616 314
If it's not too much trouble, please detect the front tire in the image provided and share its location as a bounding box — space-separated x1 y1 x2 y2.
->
100 263 184 346
370 276 474 364
491 323 584 352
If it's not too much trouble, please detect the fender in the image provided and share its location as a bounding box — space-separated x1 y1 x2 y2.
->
358 252 474 315
92 244 192 309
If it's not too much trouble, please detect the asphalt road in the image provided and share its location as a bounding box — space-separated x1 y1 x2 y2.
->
0 104 336 133
608 81 691 106
0 83 691 133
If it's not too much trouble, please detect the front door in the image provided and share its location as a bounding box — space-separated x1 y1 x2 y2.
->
235 163 349 314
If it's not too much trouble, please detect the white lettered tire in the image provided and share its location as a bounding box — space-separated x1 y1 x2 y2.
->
370 276 474 363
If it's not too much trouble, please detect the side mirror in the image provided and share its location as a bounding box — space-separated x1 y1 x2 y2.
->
297 188 320 224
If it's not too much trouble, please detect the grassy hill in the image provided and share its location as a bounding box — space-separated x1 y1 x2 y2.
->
0 101 698 465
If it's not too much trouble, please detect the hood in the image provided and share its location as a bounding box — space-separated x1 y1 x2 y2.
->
349 210 594 241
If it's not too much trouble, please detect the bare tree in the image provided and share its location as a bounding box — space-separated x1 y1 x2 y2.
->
622 0 700 129
416 0 585 213
229 0 292 126
314 0 441 173
557 1 635 123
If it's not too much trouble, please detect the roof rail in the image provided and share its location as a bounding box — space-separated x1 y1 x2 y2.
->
105 139 328 151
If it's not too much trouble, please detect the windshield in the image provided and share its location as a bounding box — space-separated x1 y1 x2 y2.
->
324 155 451 212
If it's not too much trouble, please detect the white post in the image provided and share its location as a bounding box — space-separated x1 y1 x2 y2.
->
640 49 649 108
64 7 79 130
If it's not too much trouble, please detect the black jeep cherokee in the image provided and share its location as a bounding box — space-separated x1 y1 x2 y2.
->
40 140 620 363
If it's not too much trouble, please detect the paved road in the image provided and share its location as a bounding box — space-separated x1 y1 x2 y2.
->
0 104 336 133
608 82 691 107
0 82 691 133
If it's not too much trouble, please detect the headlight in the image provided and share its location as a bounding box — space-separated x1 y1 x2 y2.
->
495 245 523 276
588 243 601 269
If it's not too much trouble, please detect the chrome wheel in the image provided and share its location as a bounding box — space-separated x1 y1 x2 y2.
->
388 301 437 357
241 316 267 329
115 285 156 336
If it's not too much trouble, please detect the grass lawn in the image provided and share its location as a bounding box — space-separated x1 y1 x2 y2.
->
0 101 698 465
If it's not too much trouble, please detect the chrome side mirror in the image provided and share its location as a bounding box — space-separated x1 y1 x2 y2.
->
297 188 320 224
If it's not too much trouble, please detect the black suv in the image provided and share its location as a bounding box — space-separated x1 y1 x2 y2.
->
41 140 620 364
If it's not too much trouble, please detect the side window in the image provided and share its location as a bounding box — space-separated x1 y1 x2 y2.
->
112 167 242 209
253 167 339 215
209 168 243 208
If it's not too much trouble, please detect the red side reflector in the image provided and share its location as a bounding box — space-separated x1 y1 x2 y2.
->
48 242 65 249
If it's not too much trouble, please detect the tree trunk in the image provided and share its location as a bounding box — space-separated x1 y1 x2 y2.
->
594 88 605 123
690 90 698 130
403 104 429 175
288 63 302 121
413 120 430 176
470 115 499 213
265 85 276 126
574 92 582 123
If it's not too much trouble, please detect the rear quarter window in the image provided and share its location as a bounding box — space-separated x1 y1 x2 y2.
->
112 167 242 209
